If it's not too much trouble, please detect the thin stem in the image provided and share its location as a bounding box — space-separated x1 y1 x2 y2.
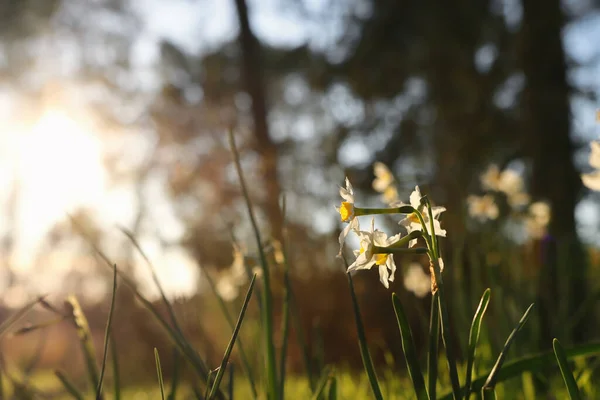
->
354 205 414 216
228 129 278 399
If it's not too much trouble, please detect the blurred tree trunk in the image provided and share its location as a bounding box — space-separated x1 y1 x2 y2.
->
521 0 587 343
233 0 283 241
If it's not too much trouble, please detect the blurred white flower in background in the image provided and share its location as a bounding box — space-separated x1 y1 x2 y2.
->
467 194 499 221
403 263 431 298
526 201 551 239
582 141 600 191
372 161 399 204
216 244 262 301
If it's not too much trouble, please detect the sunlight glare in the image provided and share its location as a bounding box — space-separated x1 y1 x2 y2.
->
13 109 106 268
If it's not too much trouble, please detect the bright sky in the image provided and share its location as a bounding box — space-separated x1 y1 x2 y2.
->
0 1 599 306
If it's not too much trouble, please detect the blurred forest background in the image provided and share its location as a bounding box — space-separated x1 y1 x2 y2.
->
1 0 600 395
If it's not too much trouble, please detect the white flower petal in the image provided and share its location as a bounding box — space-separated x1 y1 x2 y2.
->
409 186 422 208
582 171 600 191
387 255 396 282
589 141 600 170
378 263 390 288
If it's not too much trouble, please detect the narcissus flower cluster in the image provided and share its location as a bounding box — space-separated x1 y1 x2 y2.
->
336 171 446 292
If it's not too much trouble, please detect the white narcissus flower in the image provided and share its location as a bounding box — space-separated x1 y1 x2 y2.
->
347 218 401 288
399 186 446 247
467 194 499 221
336 177 358 257
582 141 600 191
336 177 355 222
403 263 431 298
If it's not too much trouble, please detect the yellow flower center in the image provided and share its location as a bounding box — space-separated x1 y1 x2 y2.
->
339 201 354 222
408 212 421 224
375 253 388 265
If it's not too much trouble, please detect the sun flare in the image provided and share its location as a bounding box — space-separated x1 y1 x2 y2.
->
12 109 106 267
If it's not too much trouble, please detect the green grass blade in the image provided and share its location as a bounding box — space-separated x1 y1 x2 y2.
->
201 266 257 398
208 274 257 399
110 334 121 400
465 288 491 399
344 265 383 400
428 292 439 400
66 295 100 395
279 194 291 400
481 387 496 400
96 265 118 400
0 296 43 339
120 229 186 333
421 199 461 399
391 293 428 400
68 221 216 393
482 303 534 390
55 370 84 400
553 338 582 400
327 374 337 400
310 366 332 400
155 348 166 400
228 364 234 400
440 341 600 400
167 349 181 400
290 288 315 390
439 341 600 400
434 271 462 399
228 127 278 400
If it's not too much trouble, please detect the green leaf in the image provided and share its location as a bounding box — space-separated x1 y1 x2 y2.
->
55 370 84 400
327 375 337 400
344 265 384 400
439 341 600 400
0 296 42 339
201 265 258 399
428 292 440 400
208 274 257 399
69 220 218 396
310 366 332 400
110 334 121 400
440 342 600 400
167 349 181 400
155 348 166 400
391 293 428 400
228 127 278 400
553 338 582 400
482 303 535 391
465 288 491 399
96 265 118 400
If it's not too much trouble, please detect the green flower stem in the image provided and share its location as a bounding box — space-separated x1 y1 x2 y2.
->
412 210 434 251
415 196 461 399
422 197 440 260
354 205 414 216
388 230 423 248
373 246 429 255
430 255 461 400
